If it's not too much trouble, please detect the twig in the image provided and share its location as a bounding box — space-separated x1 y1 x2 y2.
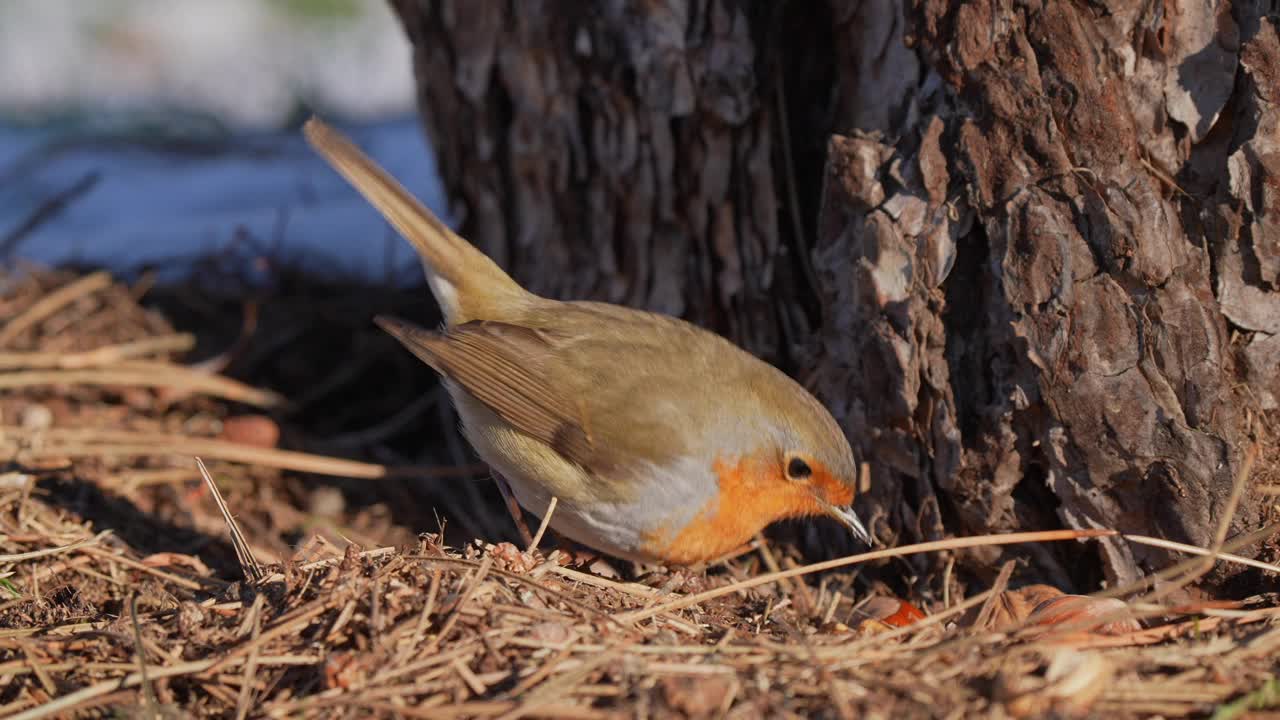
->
1143 441 1258 601
527 496 558 554
101 468 199 490
323 699 609 719
1 426 483 479
79 546 222 592
1091 442 1265 607
128 594 161 719
232 545 397 586
0 271 112 347
0 365 283 407
452 657 487 696
1097 522 1280 600
0 530 110 563
393 568 443 664
293 546 398 574
6 659 219 720
16 642 56 697
428 555 494 652
0 334 195 370
994 520 1280 648
234 594 265 720
370 632 508 687
1121 532 1280 574
197 457 264 583
406 556 624 627
500 648 622 715
942 555 956 609
204 601 334 674
754 533 814 614
619 529 1114 624
546 565 664 599
502 642 580 699
971 560 1015 630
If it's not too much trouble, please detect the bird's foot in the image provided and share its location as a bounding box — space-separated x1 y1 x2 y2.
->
490 472 535 548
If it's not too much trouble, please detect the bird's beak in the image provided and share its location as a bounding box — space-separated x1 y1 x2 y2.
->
818 499 872 546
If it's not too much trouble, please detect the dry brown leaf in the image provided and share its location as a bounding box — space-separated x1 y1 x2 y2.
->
852 595 928 634
1025 595 1142 636
973 583 1065 630
1000 649 1113 718
218 414 280 449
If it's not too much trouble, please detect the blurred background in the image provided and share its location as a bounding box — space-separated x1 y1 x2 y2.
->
1 0 443 281
0 1 520 569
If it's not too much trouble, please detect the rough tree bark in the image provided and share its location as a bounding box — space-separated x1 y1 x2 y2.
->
388 0 1277 590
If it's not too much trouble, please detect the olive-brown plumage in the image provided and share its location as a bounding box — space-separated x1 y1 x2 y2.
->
304 117 869 564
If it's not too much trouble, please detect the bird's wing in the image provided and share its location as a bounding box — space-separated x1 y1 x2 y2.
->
375 316 598 468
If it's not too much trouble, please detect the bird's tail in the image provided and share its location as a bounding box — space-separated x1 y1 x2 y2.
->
304 117 528 325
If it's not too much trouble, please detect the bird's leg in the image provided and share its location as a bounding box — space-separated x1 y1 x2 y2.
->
491 472 534 547
487 474 606 569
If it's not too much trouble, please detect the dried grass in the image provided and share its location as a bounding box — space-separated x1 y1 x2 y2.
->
0 270 1277 719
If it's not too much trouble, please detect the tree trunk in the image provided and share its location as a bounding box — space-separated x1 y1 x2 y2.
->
389 0 1276 589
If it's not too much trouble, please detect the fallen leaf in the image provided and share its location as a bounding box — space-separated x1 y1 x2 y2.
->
1025 595 1142 636
981 584 1065 630
852 595 927 633
219 414 280 448
1000 648 1113 718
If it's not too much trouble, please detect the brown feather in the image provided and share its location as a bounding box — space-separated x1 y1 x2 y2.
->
375 316 597 468
304 118 529 324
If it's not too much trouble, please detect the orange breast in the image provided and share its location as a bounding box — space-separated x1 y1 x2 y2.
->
642 450 853 565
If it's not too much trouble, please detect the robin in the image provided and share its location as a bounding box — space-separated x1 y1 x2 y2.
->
304 118 870 565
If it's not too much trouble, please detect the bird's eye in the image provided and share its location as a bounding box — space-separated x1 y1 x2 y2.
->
786 457 812 480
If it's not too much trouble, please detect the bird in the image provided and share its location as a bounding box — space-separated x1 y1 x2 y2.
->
303 117 870 566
